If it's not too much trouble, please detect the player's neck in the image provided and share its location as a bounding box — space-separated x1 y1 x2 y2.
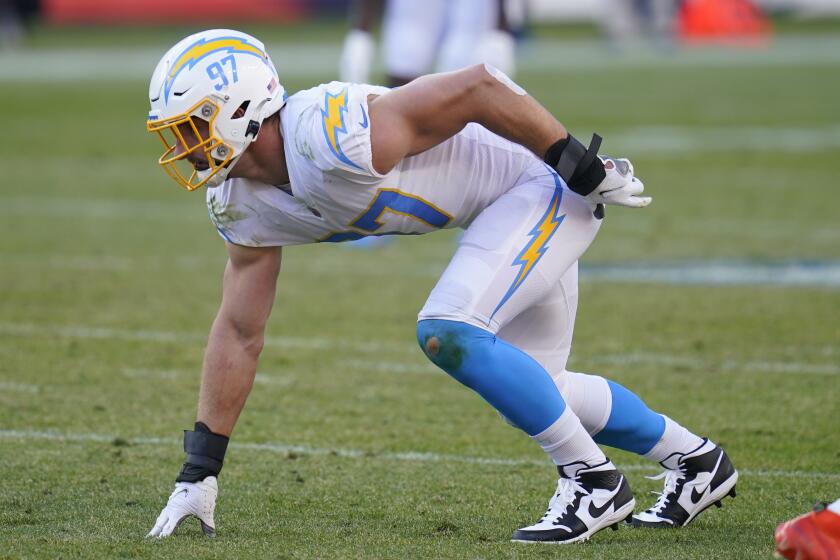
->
230 114 290 186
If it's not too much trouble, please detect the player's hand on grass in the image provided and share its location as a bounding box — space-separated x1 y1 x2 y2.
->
147 476 218 538
587 156 652 208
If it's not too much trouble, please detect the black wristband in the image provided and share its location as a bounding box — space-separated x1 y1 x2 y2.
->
544 133 606 197
176 461 218 483
175 422 229 483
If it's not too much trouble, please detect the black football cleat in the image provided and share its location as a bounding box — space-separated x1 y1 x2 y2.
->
630 438 738 528
512 459 635 544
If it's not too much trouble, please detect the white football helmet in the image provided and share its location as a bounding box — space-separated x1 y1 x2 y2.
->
147 29 287 191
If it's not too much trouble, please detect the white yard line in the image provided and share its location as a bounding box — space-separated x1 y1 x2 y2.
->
348 356 840 377
0 428 836 480
344 359 439 375
253 373 297 387
121 367 295 386
2 35 839 82
609 125 840 154
580 261 840 288
727 360 840 376
0 321 409 354
0 254 222 272
121 368 182 381
1 321 837 376
0 382 40 393
1 195 205 221
4 249 840 288
592 353 840 376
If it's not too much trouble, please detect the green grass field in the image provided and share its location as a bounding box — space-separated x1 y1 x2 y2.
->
1 19 839 559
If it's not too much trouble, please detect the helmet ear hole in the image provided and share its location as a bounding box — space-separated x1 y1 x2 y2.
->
232 101 250 119
245 120 261 139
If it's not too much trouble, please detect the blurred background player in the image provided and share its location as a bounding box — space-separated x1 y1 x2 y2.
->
340 0 518 87
338 0 381 85
0 0 39 48
601 0 679 51
775 499 840 560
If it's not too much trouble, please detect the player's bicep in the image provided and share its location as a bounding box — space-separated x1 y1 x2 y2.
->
366 94 415 175
218 244 282 339
368 66 484 174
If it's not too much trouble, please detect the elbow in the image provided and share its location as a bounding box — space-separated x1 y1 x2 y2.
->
464 63 497 95
443 64 498 124
458 64 523 120
473 62 526 97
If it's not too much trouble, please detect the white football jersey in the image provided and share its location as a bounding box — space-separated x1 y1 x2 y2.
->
206 81 540 247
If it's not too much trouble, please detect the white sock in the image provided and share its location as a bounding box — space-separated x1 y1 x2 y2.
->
643 415 705 465
339 29 375 83
532 407 610 474
828 498 840 516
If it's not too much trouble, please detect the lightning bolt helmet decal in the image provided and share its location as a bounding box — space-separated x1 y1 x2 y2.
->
164 35 272 103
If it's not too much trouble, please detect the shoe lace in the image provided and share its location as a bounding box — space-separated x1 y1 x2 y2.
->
645 467 685 514
541 477 586 521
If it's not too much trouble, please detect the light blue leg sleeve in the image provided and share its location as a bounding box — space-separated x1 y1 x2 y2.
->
416 319 565 436
593 380 666 455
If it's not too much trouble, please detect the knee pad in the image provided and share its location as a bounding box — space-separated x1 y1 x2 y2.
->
559 372 666 455
556 371 612 436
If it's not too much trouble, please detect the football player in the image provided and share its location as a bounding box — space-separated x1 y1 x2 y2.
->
339 0 516 87
146 29 737 543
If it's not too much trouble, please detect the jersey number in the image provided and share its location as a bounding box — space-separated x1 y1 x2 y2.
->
206 55 239 91
321 189 452 243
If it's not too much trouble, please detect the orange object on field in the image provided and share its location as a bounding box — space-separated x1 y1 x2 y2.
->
677 0 771 45
775 505 840 560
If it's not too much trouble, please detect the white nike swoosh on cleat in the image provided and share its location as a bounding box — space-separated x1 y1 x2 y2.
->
587 477 624 518
690 453 724 504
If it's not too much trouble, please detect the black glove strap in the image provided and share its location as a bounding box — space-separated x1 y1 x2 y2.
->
544 133 606 197
176 462 217 483
175 422 229 483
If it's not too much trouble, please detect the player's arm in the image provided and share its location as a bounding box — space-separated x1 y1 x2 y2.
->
368 64 650 208
148 242 281 539
195 242 282 436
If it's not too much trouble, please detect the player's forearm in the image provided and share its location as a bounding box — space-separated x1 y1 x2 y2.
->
467 64 567 158
466 65 608 199
195 314 263 437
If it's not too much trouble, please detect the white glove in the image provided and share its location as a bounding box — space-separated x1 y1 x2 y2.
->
587 156 652 208
147 476 218 538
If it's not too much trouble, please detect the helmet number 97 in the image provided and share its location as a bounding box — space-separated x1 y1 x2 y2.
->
206 55 239 92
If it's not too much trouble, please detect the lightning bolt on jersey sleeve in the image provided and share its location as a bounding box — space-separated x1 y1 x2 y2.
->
304 81 389 184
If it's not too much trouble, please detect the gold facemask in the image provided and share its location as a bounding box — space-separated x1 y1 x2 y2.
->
146 99 234 191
